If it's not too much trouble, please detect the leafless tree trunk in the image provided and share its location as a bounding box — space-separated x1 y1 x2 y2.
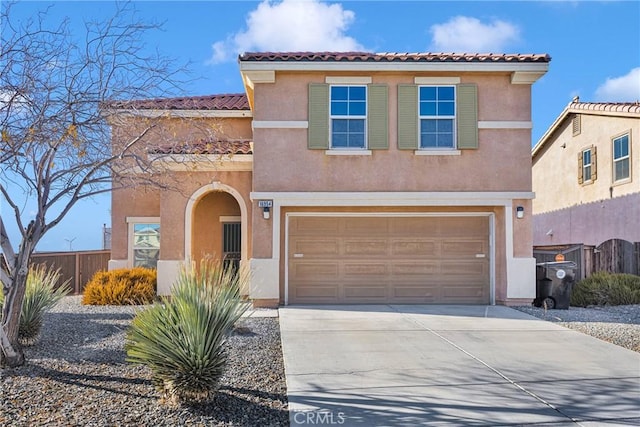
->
0 1 186 367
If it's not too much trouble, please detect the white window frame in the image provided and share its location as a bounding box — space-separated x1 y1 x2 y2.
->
329 85 367 150
582 148 592 183
418 85 457 150
126 216 160 269
612 132 631 183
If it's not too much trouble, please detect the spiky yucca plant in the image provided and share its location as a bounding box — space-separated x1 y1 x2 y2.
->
0 264 70 345
125 260 248 404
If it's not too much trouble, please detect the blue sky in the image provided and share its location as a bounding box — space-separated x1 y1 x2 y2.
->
3 0 640 252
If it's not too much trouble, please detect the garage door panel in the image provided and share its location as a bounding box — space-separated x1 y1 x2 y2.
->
344 285 387 299
391 262 439 276
288 216 490 304
343 217 389 235
292 217 339 234
294 285 339 299
291 262 339 279
441 240 487 257
293 239 339 256
343 263 388 277
344 239 388 256
391 240 437 256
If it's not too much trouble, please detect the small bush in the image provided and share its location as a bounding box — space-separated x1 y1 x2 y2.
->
125 260 248 404
571 271 640 307
0 264 70 346
82 267 156 305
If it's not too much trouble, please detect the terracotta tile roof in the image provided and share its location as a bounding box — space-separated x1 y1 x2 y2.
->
108 94 249 111
568 100 640 114
148 140 252 155
239 51 551 63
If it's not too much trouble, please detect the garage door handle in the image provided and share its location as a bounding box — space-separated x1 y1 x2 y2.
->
293 253 304 258
475 254 486 258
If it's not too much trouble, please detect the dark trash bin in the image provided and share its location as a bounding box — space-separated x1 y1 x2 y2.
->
533 261 577 309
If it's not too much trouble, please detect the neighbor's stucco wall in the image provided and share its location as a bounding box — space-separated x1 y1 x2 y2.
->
532 114 639 214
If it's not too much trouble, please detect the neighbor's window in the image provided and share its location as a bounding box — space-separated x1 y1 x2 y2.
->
330 85 366 149
582 148 592 182
133 223 160 269
613 133 630 182
419 86 456 149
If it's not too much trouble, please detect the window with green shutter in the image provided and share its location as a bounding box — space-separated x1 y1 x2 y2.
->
308 82 388 150
397 83 478 151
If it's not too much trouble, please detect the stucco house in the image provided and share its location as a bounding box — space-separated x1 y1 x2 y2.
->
107 51 550 307
532 99 640 247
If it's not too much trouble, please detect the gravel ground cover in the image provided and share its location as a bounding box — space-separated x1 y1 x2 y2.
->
0 296 288 426
513 304 640 352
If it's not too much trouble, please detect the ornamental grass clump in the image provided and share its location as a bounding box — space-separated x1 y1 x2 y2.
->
0 264 70 346
125 260 248 404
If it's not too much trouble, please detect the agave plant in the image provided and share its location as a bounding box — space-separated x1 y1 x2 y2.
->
0 264 71 346
125 260 249 404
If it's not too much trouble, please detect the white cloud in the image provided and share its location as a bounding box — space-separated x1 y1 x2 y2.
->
594 68 640 102
429 16 520 52
209 0 365 63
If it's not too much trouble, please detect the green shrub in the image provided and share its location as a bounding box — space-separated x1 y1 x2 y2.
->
82 267 156 305
0 264 70 346
125 260 248 404
571 271 640 307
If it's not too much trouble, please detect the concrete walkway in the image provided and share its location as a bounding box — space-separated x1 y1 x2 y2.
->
279 305 640 426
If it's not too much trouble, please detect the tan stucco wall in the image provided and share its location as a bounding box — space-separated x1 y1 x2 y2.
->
533 114 639 214
110 115 253 265
192 191 241 260
252 72 533 193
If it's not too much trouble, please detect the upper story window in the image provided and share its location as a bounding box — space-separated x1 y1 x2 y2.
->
582 148 592 181
613 133 630 182
133 223 160 269
330 86 367 149
419 86 456 149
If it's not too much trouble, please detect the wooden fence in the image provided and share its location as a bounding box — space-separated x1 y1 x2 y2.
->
534 239 640 281
30 250 111 294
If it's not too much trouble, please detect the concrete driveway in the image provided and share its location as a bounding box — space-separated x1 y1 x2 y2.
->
279 305 640 426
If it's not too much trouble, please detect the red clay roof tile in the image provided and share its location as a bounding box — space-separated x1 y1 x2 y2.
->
149 139 252 155
108 94 249 111
569 101 640 115
239 51 551 63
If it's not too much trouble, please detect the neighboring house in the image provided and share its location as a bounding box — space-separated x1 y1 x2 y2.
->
532 99 640 246
107 51 550 307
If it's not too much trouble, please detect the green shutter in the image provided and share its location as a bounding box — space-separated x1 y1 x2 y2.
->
591 146 597 181
457 83 478 149
397 84 418 150
308 83 329 149
367 84 388 150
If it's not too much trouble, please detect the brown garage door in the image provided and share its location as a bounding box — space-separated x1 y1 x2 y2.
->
288 216 490 304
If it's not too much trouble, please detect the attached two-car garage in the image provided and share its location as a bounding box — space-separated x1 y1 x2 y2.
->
287 215 491 304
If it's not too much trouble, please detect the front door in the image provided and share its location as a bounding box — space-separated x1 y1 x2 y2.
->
222 222 241 272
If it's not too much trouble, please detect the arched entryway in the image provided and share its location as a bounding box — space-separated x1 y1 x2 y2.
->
184 182 249 270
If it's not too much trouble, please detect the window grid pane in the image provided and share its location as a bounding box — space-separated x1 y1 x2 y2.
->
419 85 456 149
133 223 160 269
330 85 367 149
613 135 630 181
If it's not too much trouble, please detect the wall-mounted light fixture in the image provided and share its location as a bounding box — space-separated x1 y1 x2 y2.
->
516 206 524 219
258 200 273 220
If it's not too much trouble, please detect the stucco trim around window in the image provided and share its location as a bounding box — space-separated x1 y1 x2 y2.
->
324 150 372 156
414 77 461 85
414 150 461 156
252 121 308 129
325 76 372 84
